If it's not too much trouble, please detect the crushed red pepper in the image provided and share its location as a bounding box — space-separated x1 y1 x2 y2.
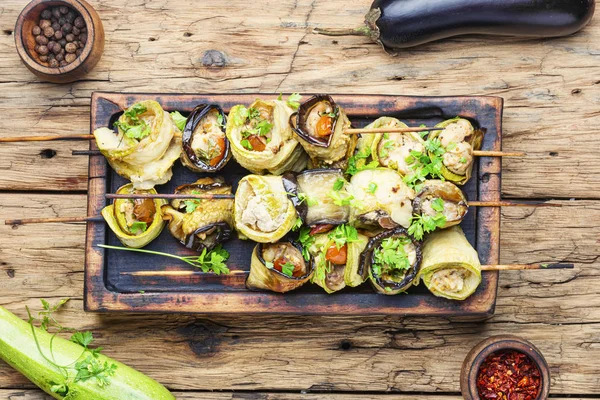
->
476 350 541 400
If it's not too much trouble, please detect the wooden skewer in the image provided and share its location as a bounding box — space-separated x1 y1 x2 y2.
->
481 263 574 271
0 134 95 143
121 263 574 277
344 127 442 135
4 216 104 225
106 193 235 200
468 201 561 208
473 150 525 157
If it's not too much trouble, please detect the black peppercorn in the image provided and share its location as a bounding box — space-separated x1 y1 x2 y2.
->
49 59 59 68
40 9 52 20
65 53 77 63
72 26 80 36
52 8 61 19
39 19 51 29
59 6 68 14
52 43 62 55
62 23 72 34
79 34 87 44
32 26 41 36
39 55 48 62
54 30 63 40
35 35 48 45
76 48 83 57
66 12 75 23
65 42 77 53
74 16 85 29
59 38 67 47
52 22 60 32
37 45 49 56
47 41 57 51
56 53 64 62
65 33 74 42
59 60 67 67
43 27 54 38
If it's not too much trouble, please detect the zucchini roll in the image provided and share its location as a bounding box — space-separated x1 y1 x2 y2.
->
348 168 415 229
412 180 468 228
428 118 484 185
101 183 166 248
246 240 314 293
282 169 350 227
93 100 181 189
234 175 298 243
226 98 307 175
162 177 234 252
181 104 231 172
417 226 482 300
361 227 422 295
370 117 426 176
306 225 369 293
290 95 356 168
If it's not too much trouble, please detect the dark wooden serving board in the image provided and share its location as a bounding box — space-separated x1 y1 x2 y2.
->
85 92 502 317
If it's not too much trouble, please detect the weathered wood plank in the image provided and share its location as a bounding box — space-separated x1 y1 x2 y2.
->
1 195 599 394
0 1 599 196
0 390 594 400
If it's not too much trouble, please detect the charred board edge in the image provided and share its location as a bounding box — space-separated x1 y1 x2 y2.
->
84 92 501 317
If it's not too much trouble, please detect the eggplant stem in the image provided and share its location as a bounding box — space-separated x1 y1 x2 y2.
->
313 26 372 37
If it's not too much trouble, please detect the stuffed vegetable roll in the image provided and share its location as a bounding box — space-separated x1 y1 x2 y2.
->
418 226 482 300
370 117 426 176
412 180 468 228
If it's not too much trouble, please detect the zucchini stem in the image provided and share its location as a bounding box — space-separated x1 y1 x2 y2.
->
312 26 372 37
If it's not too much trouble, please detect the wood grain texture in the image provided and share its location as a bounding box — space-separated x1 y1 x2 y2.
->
0 0 599 196
1 196 600 395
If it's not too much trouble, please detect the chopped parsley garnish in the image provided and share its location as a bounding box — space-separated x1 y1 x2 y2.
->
402 137 448 190
378 139 395 158
295 192 318 206
327 224 359 249
170 111 187 131
408 198 447 240
183 190 202 213
372 237 412 278
327 190 363 209
417 124 429 139
346 147 379 176
298 227 315 261
130 221 148 234
281 262 296 277
286 93 302 110
333 178 346 191
216 113 225 129
459 157 468 164
240 139 253 150
114 104 151 140
367 182 378 194
292 216 303 231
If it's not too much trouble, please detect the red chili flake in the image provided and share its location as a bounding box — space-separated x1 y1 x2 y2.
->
476 350 541 400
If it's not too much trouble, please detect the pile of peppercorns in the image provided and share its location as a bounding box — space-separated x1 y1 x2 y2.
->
32 5 87 68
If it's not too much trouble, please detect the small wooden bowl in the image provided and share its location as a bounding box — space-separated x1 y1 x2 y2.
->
14 0 105 83
460 335 551 400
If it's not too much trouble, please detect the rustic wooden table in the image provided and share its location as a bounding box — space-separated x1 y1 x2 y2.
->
1 1 599 399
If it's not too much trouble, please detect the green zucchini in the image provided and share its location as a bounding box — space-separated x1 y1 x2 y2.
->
0 306 175 400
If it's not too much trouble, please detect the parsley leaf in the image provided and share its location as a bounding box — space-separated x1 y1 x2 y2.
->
130 221 148 234
407 211 447 241
286 93 302 110
372 237 412 278
417 124 429 139
298 227 315 261
333 178 345 191
327 224 359 249
346 147 379 176
459 156 467 164
327 190 362 209
170 111 187 131
367 182 378 194
281 262 296 277
74 355 117 387
114 104 151 140
295 192 318 207
292 216 303 231
70 331 94 348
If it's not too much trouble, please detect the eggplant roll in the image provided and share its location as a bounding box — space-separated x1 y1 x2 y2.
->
362 227 422 295
348 168 415 229
246 240 314 293
226 98 307 175
181 104 231 173
93 100 182 189
234 175 298 243
307 228 369 293
162 177 234 252
417 226 482 300
428 118 484 185
413 180 468 228
101 183 166 248
283 169 350 227
370 117 425 176
290 95 356 167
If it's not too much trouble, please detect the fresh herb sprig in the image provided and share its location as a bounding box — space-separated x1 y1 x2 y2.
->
98 244 231 275
26 299 118 398
298 227 315 261
372 237 412 278
407 198 447 240
403 137 447 191
346 147 379 176
170 111 187 131
327 224 359 249
114 104 151 140
278 93 303 110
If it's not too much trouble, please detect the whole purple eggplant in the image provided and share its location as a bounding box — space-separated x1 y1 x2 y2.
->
316 0 595 55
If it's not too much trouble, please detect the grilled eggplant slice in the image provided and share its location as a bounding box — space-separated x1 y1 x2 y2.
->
162 177 234 252
290 95 356 167
417 226 481 300
181 104 231 172
362 227 422 295
307 225 369 293
348 168 415 229
370 117 425 176
93 100 181 189
412 180 468 228
427 118 484 185
101 183 167 248
226 98 307 175
283 169 350 227
246 240 314 293
234 175 298 243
